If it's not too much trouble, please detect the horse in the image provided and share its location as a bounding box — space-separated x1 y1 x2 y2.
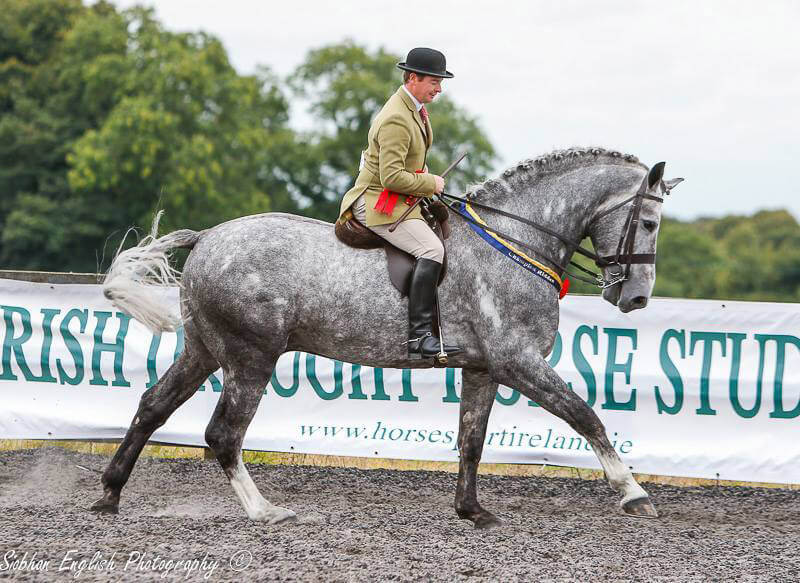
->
91 147 682 528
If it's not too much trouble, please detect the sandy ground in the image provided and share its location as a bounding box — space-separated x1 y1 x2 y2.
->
0 447 798 582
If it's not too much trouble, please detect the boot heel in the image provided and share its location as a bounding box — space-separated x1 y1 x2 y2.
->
408 351 423 360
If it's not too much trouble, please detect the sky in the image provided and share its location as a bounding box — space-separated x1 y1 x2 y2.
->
111 0 800 220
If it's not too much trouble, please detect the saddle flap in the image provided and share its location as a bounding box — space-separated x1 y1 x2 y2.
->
384 229 447 298
385 245 415 296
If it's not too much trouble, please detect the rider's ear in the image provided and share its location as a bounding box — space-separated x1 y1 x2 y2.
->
663 177 684 193
647 162 666 189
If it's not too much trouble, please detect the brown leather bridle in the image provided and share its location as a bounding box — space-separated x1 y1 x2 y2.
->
588 162 666 288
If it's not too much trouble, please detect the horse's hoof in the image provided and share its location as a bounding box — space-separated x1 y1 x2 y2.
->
268 508 297 525
89 499 119 514
458 508 502 529
252 506 296 525
473 512 503 530
622 496 658 518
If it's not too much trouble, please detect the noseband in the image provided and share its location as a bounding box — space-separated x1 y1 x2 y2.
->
440 171 665 289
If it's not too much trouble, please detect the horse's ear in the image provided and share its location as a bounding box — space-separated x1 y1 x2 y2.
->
648 162 666 188
663 177 684 193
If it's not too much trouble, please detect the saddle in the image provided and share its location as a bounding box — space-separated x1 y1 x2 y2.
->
334 200 451 297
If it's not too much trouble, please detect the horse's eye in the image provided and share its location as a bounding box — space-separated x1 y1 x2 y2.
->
642 220 658 232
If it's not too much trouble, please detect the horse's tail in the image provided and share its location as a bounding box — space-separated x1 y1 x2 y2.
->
103 211 202 334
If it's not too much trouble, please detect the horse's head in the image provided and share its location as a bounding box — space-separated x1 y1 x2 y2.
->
588 162 683 313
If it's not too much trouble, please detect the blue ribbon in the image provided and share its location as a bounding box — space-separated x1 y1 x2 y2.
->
458 202 561 291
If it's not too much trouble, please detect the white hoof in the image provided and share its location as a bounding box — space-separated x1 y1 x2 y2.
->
249 505 296 524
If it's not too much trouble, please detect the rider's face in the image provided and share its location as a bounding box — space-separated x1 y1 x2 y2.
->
407 74 443 104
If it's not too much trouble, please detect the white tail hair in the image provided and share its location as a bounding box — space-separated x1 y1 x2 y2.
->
103 211 201 334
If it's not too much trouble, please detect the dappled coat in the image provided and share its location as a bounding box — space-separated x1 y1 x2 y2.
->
338 87 435 227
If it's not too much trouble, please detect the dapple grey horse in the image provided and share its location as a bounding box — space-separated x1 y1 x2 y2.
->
92 147 682 528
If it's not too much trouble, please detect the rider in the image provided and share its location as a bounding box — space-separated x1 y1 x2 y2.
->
338 47 462 360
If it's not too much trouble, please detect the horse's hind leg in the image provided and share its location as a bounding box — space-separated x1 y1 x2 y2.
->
455 369 502 529
90 332 218 513
496 357 657 518
205 352 295 524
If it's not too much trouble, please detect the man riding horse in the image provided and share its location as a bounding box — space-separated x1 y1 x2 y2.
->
95 42 680 525
338 47 461 360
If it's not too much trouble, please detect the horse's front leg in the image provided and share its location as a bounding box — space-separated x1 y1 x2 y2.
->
455 368 502 529
493 354 658 518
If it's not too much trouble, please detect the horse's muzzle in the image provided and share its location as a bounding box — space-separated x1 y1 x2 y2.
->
618 295 649 313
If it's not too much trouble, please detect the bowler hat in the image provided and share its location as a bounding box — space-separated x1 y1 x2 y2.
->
397 47 454 79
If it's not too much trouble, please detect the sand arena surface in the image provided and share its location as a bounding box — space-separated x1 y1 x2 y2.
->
0 447 798 581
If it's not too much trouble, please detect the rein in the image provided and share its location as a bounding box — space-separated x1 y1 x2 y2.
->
438 172 665 289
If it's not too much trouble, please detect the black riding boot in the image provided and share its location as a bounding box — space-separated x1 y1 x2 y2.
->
407 258 462 359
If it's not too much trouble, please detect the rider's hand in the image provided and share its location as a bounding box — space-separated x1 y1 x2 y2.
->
433 175 445 194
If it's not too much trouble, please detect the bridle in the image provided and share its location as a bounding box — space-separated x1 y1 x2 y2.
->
438 163 667 289
587 164 666 287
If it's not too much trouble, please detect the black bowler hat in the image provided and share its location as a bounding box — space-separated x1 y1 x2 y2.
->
397 47 454 79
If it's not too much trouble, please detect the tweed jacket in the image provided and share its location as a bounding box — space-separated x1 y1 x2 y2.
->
338 87 435 227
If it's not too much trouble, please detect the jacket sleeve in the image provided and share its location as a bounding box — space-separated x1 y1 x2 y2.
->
377 115 436 196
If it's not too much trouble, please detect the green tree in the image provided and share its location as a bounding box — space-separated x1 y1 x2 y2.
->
0 0 88 263
652 218 727 299
289 42 497 219
711 210 800 301
0 2 298 271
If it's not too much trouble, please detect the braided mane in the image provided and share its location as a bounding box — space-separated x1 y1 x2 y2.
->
467 147 647 198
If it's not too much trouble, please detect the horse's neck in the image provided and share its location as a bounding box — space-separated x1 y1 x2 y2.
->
463 164 642 268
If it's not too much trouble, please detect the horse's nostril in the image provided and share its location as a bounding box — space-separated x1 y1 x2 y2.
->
632 296 647 307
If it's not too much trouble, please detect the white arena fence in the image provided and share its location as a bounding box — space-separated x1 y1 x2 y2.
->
1 273 799 485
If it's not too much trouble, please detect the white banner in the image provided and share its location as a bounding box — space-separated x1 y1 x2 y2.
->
1 279 799 484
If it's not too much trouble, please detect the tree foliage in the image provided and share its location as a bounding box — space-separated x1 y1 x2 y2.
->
1 1 300 271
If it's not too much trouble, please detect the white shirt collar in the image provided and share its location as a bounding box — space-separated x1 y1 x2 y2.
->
401 85 423 112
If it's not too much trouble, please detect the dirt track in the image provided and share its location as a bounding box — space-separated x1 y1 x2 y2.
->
0 448 798 581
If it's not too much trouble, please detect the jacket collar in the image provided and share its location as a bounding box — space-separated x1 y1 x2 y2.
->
396 87 432 147
401 85 423 111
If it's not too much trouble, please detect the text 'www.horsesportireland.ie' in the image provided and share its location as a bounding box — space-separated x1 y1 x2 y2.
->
299 421 634 453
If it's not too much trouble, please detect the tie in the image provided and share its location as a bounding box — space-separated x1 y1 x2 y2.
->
420 106 429 124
